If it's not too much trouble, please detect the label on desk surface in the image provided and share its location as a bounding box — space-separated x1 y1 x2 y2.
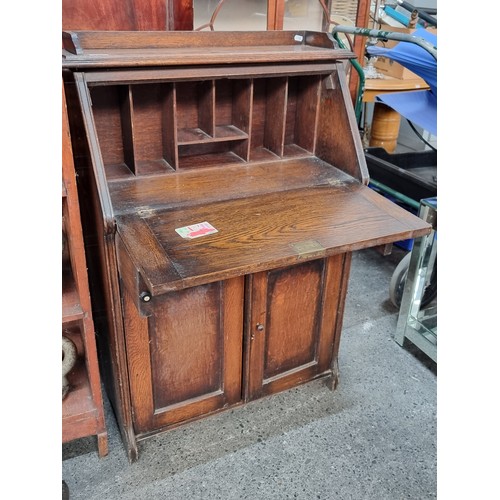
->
175 222 218 239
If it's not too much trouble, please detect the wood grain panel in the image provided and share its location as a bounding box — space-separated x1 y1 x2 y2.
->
293 75 321 153
175 82 200 132
63 30 344 54
150 282 223 408
244 272 267 401
109 157 352 212
222 276 245 403
90 86 125 167
115 232 143 313
115 214 182 295
123 285 153 432
317 253 348 376
62 0 166 31
264 260 323 378
83 64 337 85
131 84 164 165
316 64 368 184
123 276 244 434
250 79 267 151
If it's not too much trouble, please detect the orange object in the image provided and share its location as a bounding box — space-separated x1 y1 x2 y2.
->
369 103 401 153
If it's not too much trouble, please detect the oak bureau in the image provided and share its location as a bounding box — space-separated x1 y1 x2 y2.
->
62 30 430 461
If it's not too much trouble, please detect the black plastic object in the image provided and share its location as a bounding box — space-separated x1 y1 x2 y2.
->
364 147 436 202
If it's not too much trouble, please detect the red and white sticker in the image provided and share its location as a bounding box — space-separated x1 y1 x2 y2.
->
175 221 218 239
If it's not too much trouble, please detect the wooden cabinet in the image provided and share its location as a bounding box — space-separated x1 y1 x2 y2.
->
62 84 108 457
62 30 430 462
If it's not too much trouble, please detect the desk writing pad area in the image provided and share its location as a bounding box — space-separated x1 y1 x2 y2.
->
114 177 430 295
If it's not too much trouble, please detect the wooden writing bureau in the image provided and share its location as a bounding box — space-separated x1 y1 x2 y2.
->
62 30 430 462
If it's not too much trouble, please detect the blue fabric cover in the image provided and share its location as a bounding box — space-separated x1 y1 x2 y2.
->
366 28 437 135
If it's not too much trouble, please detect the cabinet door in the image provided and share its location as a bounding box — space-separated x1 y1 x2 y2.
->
123 276 244 434
244 254 348 401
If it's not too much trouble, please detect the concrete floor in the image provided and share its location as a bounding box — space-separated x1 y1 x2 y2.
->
62 246 437 499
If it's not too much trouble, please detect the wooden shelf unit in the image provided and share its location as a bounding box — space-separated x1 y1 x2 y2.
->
62 83 108 457
62 30 431 462
83 73 324 178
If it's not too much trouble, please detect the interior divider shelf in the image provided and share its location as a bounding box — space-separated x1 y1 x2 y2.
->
85 71 323 179
177 125 248 145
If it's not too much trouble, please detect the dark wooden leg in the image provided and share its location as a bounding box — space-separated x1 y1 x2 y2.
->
123 425 139 463
327 357 340 391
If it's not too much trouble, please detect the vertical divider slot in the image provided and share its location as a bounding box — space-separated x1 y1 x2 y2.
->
163 82 178 170
230 79 253 162
199 80 216 138
264 77 288 158
285 75 321 157
119 85 137 174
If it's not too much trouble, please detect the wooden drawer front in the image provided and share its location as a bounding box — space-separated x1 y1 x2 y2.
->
245 255 345 401
123 277 244 434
